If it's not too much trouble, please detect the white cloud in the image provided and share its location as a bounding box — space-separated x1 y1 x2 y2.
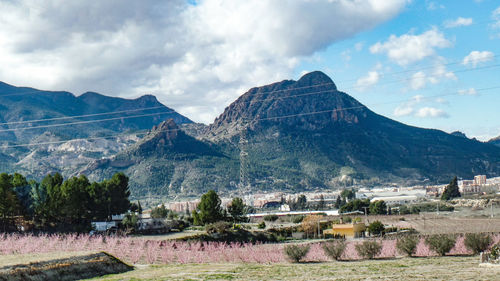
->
458 88 477 96
393 95 448 118
354 42 364 51
408 60 456 90
410 72 427 90
370 28 451 66
393 95 423 117
415 107 449 118
462 51 495 67
444 17 473 28
393 105 414 117
435 97 448 104
0 0 408 124
426 1 445 11
356 71 380 91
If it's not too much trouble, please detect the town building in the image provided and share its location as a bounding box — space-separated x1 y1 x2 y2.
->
324 222 366 238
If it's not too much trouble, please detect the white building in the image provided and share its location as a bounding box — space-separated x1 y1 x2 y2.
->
370 195 418 206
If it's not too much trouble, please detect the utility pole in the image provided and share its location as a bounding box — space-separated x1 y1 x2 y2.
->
362 207 369 223
239 128 249 190
491 200 494 218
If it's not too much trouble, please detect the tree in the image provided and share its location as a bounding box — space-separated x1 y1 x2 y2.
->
441 176 461 201
317 195 325 210
396 235 419 257
196 190 223 225
464 233 492 255
301 214 322 237
0 173 21 231
367 220 385 236
60 175 91 224
341 189 356 200
334 195 342 209
151 204 170 219
104 173 131 217
40 173 64 224
339 199 370 214
425 234 456 256
369 200 387 215
295 195 308 210
227 197 246 222
122 212 139 232
355 240 382 259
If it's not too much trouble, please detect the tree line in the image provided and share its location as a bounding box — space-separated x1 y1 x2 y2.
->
0 172 131 232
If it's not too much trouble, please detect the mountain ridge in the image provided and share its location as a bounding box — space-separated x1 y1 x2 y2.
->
82 71 500 197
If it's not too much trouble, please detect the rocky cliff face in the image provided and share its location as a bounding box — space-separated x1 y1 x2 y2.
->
205 71 369 140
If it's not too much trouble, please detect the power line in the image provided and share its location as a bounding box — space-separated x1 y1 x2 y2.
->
0 105 167 126
0 60 496 131
1 128 183 149
3 84 500 148
0 110 177 133
245 85 500 122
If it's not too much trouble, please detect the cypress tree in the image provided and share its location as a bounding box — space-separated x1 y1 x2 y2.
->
441 176 461 201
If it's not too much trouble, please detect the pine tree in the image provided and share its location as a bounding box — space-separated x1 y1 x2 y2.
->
197 190 223 225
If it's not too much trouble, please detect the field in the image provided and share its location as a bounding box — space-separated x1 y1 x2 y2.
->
87 256 499 281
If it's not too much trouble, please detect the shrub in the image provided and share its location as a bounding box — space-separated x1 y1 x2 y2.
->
292 215 305 224
355 240 382 259
464 233 492 255
284 244 310 263
425 234 456 256
257 221 266 229
263 215 279 222
396 235 419 257
367 221 385 236
490 243 500 260
322 240 346 261
205 221 232 234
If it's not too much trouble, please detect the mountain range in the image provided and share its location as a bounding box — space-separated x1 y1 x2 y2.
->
1 72 500 198
0 81 191 177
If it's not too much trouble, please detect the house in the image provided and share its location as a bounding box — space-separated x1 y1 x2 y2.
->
323 222 366 238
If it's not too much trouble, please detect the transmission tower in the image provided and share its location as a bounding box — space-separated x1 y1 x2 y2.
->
239 128 250 190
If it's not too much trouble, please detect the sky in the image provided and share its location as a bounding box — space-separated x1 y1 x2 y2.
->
0 0 499 140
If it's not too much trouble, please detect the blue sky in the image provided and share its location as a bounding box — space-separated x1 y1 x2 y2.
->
296 0 500 140
0 0 499 140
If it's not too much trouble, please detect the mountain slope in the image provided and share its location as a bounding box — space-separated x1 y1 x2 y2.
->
83 71 500 197
489 135 500 147
83 119 234 197
0 81 192 177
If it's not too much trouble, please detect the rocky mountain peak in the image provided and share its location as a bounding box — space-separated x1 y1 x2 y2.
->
451 131 467 138
296 71 336 90
205 71 368 140
149 119 180 142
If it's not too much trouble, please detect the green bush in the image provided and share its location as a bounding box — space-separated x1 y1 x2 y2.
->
355 240 382 259
292 215 305 224
263 214 279 222
322 240 347 261
464 233 492 255
425 234 456 256
490 243 500 260
284 244 310 263
257 221 266 229
396 235 419 257
205 221 232 234
367 221 385 236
